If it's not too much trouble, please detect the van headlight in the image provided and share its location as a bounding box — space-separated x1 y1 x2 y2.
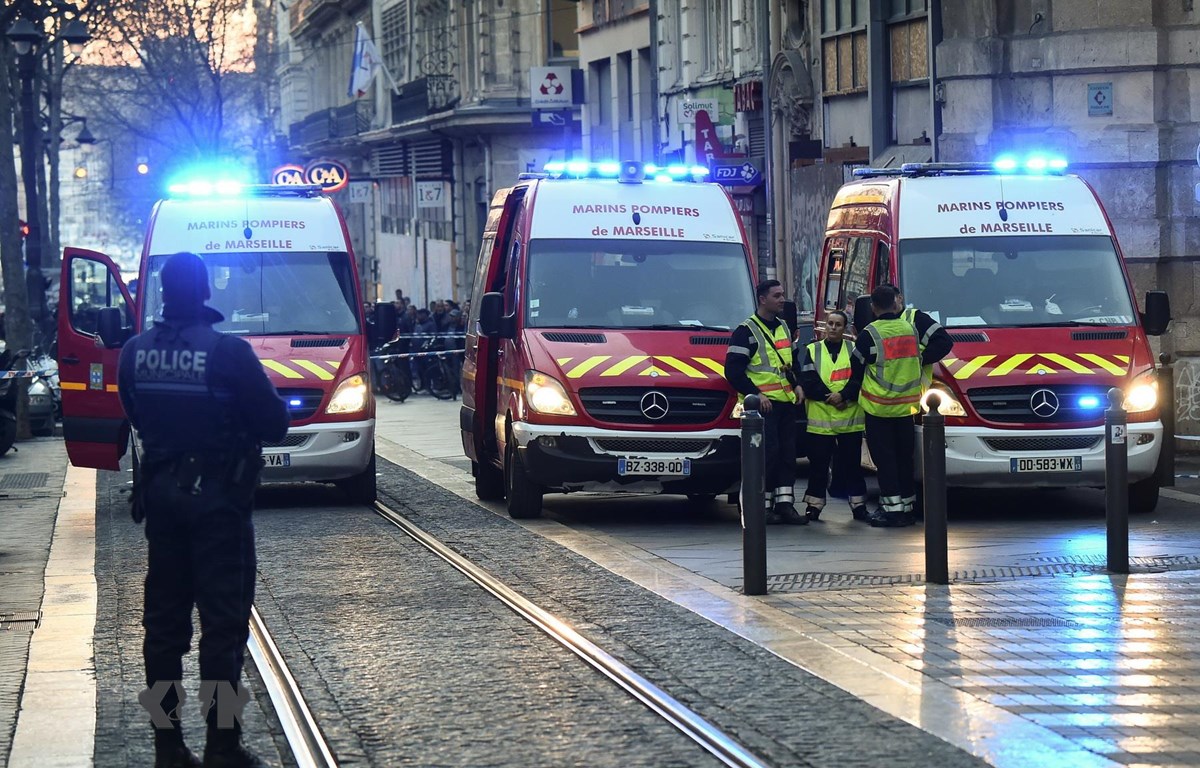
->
326 373 368 414
920 382 967 417
1124 370 1158 413
525 370 576 416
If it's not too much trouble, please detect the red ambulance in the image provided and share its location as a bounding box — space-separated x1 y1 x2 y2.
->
461 161 758 518
820 158 1171 513
57 183 384 503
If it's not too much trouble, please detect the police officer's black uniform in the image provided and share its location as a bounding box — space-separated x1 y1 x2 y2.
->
119 252 288 768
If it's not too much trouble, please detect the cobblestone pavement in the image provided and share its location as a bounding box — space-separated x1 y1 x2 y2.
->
372 395 1200 767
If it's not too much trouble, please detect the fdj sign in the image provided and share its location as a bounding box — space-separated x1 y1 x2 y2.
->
304 159 350 193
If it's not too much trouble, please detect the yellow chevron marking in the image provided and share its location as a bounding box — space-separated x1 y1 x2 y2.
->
638 364 671 377
941 357 960 369
556 357 573 367
1115 355 1130 364
293 360 334 380
324 361 341 372
261 359 304 379
655 356 707 378
600 355 649 377
953 355 995 380
1026 363 1057 375
987 353 1033 377
693 357 725 374
565 355 611 378
1040 353 1092 374
1078 353 1125 375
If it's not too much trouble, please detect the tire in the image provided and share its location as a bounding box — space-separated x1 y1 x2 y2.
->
1129 476 1159 515
380 362 411 402
427 361 455 401
505 439 543 519
474 460 505 501
337 453 377 505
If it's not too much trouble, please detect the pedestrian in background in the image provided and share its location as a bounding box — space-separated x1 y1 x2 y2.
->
842 284 952 527
799 309 867 522
724 279 804 525
118 252 288 767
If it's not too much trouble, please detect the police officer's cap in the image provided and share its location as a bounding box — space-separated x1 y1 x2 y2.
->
160 252 211 308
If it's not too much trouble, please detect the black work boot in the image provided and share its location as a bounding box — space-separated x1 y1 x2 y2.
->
774 502 808 525
154 727 201 768
202 726 266 768
850 504 869 522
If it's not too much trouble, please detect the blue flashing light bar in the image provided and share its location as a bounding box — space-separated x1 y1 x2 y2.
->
541 159 710 183
992 153 1068 175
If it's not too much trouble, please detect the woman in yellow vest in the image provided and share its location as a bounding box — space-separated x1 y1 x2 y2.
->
798 310 867 521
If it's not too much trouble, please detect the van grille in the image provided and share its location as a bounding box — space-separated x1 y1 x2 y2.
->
593 438 712 454
983 436 1101 452
264 433 311 449
948 332 989 343
291 338 347 348
579 387 729 425
277 388 325 421
1071 330 1128 341
966 385 1108 425
690 336 732 345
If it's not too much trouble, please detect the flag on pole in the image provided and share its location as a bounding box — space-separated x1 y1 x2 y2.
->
348 23 382 98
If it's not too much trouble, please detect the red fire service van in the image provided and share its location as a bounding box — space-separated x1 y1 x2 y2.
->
57 182 386 503
462 160 758 518
820 156 1171 513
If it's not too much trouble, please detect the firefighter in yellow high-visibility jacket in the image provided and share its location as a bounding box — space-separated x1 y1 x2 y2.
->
843 285 953 527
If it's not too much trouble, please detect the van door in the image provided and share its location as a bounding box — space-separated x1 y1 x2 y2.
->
58 248 135 470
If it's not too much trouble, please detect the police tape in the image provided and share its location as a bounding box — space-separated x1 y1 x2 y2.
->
370 349 466 361
384 332 466 339
0 369 56 379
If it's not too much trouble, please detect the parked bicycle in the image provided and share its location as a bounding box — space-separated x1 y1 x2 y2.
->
374 338 413 403
415 335 458 401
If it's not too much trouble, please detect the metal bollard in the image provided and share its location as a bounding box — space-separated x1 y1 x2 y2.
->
1104 386 1129 574
1158 353 1176 488
922 391 949 585
740 394 767 596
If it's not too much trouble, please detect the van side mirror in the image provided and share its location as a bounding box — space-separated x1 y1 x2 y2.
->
479 292 513 338
782 300 798 337
96 307 126 349
853 295 874 336
373 302 398 343
1143 290 1171 336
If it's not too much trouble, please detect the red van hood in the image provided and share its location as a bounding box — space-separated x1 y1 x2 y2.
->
244 336 360 388
521 328 733 389
939 326 1150 390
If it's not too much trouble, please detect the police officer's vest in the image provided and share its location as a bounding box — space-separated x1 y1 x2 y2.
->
129 321 242 456
803 340 864 435
740 315 797 404
901 306 934 389
860 317 922 417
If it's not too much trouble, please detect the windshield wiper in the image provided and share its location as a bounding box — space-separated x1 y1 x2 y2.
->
635 324 732 332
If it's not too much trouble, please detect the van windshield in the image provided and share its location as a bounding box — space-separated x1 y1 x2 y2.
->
525 239 755 330
142 252 361 335
897 235 1135 328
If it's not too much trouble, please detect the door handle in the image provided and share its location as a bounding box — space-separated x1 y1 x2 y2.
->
61 354 80 365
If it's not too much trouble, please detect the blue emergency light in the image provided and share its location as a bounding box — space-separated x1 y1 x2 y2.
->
540 160 709 183
1077 395 1101 409
288 398 303 408
992 153 1068 175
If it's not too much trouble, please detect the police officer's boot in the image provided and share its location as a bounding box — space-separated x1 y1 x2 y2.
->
202 725 266 768
154 725 201 768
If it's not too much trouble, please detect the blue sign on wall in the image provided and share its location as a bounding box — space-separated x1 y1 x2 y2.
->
1088 82 1113 117
711 158 763 187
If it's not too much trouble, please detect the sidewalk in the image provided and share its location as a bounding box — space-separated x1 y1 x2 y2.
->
0 435 91 767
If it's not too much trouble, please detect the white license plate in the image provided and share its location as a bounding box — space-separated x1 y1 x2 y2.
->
264 453 291 468
1010 456 1082 473
617 457 691 476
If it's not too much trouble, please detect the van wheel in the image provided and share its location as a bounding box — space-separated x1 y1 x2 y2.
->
474 460 505 501
505 441 543 519
337 453 377 506
1129 477 1159 515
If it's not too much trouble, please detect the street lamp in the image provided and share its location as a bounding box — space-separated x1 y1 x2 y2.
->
6 11 90 334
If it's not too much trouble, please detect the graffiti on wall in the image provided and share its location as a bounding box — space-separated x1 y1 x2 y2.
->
787 163 846 319
1175 357 1200 429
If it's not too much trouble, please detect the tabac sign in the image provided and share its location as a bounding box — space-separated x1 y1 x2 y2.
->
271 160 350 193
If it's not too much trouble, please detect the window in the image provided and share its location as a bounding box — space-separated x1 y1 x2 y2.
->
547 0 579 60
823 248 844 310
590 58 612 127
70 259 130 336
874 241 891 285
697 0 731 75
379 177 412 234
843 236 872 308
889 17 928 83
821 0 868 95
381 1 410 84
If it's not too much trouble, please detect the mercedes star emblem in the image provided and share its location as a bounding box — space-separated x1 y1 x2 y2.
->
640 390 670 420
1030 388 1060 418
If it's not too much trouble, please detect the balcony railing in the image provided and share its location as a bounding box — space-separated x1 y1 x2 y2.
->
288 101 373 147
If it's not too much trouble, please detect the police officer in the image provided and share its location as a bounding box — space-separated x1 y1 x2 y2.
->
842 284 952 527
799 309 868 522
118 252 288 767
725 280 804 525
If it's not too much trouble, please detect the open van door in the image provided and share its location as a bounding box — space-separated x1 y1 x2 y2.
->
58 247 135 470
